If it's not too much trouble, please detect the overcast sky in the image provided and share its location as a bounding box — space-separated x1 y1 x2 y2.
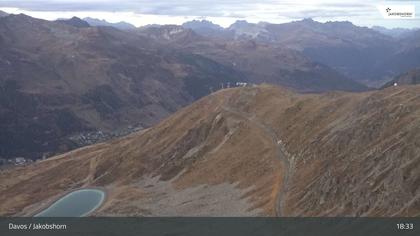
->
1 0 419 28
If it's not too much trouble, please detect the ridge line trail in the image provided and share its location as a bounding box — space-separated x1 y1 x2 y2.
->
215 89 292 217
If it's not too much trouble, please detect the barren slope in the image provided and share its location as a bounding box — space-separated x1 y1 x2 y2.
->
1 85 420 216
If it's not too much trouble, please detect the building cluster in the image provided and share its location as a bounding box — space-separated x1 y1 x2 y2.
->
210 81 255 93
0 157 34 167
69 126 143 147
236 82 249 87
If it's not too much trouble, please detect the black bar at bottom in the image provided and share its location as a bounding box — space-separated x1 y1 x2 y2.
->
1 217 419 236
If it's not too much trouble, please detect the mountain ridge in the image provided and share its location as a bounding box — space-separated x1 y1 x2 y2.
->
83 17 136 30
0 10 8 17
136 23 368 92
183 18 420 85
56 16 90 28
1 84 420 216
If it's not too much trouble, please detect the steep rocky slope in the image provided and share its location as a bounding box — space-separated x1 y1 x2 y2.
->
1 85 420 217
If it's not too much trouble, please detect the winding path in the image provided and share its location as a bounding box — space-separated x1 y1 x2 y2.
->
220 91 292 216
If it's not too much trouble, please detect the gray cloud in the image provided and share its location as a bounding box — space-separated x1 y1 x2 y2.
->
1 0 419 29
0 0 258 17
283 10 369 19
280 2 376 19
0 0 378 17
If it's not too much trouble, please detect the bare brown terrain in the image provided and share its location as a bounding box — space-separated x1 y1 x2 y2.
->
1 84 420 216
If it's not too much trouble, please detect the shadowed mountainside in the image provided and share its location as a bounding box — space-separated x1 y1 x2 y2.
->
0 14 243 160
136 25 368 93
382 68 420 88
184 19 420 85
1 85 420 217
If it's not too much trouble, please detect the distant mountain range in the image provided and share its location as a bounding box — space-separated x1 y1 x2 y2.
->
83 17 136 30
181 19 420 86
136 24 367 92
0 13 419 164
56 16 90 28
182 20 229 38
371 26 418 38
56 16 136 30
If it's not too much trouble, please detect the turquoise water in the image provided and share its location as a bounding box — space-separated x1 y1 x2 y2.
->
35 189 105 217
